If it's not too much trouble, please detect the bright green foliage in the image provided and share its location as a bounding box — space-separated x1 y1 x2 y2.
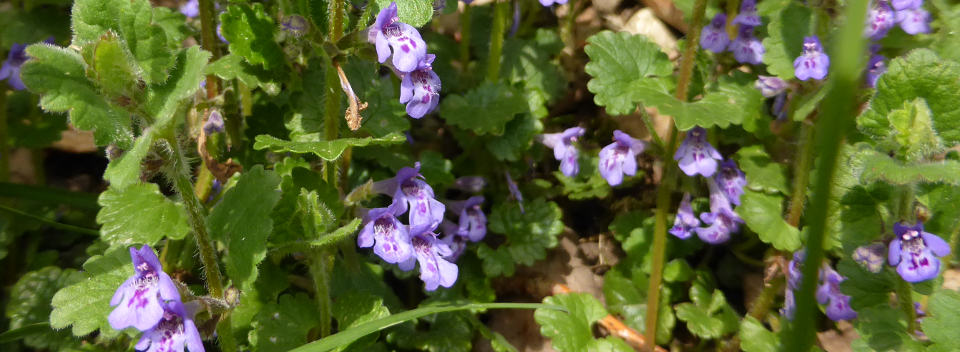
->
760 1 814 80
738 317 779 352
208 166 282 291
205 54 280 95
534 293 615 352
584 30 673 116
221 3 285 70
500 29 566 118
439 82 527 135
50 247 132 337
249 293 320 351
6 267 82 350
151 6 188 48
254 133 407 161
923 289 960 348
118 0 176 84
97 183 190 247
341 59 409 137
858 149 960 185
554 156 613 200
485 113 542 162
333 293 391 351
675 281 738 339
478 198 563 277
374 0 435 28
20 44 132 147
738 190 801 251
858 49 960 146
735 145 790 195
638 72 765 130
603 269 675 344
887 98 943 162
102 130 155 189
143 46 210 125
70 0 126 44
91 32 140 99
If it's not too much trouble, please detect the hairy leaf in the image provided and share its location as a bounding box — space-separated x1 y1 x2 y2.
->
584 30 673 115
97 183 190 247
738 190 801 251
254 133 406 161
760 1 814 80
220 3 285 70
439 82 527 135
50 247 132 337
534 293 609 352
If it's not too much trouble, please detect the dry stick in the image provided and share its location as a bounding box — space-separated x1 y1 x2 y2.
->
553 284 668 352
643 0 707 350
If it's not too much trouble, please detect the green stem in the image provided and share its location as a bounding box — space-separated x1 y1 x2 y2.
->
329 0 344 42
643 0 707 349
895 270 917 333
782 1 868 351
324 59 341 184
197 0 221 99
486 0 509 82
0 90 8 182
309 249 333 337
459 4 472 68
639 105 665 149
560 0 578 52
748 276 784 320
786 122 815 227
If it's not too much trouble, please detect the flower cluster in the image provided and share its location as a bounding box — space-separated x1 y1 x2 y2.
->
888 222 950 282
1 37 55 91
539 127 585 177
109 246 204 352
861 0 930 87
359 163 483 290
370 2 441 118
670 127 744 244
537 128 648 186
782 250 857 322
700 0 765 65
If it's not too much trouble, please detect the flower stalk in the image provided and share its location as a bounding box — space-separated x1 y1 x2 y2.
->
197 0 221 99
486 0 509 82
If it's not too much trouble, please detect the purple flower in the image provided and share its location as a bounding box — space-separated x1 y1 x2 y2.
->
217 23 229 44
400 226 458 291
108 245 181 331
891 0 922 10
865 1 895 39
504 171 524 213
865 54 887 88
787 250 805 290
135 301 204 352
793 36 830 81
281 15 309 37
853 243 886 273
674 127 723 177
700 14 730 53
816 267 857 321
1 37 54 91
539 127 586 178
369 2 428 73
598 130 646 186
888 222 950 283
896 8 930 35
730 26 765 65
539 0 568 6
695 179 743 244
755 75 788 98
734 0 762 26
357 204 413 264
203 110 224 135
714 159 746 206
440 231 468 262
781 287 796 320
452 176 487 193
399 55 441 118
179 0 199 18
669 193 700 239
372 162 446 228
449 196 486 242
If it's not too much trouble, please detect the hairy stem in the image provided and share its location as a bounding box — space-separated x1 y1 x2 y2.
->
324 59 341 184
895 273 917 333
197 0 221 99
486 0 509 82
329 0 344 42
787 122 815 227
782 1 868 351
459 4 472 67
309 248 334 337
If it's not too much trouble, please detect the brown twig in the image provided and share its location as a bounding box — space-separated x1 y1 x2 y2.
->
333 61 367 131
552 284 668 352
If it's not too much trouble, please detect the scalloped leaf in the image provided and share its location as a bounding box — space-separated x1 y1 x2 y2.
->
253 133 406 161
584 30 673 116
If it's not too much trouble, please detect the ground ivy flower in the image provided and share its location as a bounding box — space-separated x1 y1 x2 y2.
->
357 204 413 264
793 36 830 81
217 23 228 43
675 127 723 177
781 287 796 320
1 37 54 91
816 267 857 321
866 53 887 88
203 110 224 135
891 0 922 10
440 231 468 262
598 130 646 186
670 193 700 239
853 243 886 273
733 0 762 26
372 162 446 228
714 159 746 206
399 54 441 118
700 14 730 53
755 75 788 98
400 226 458 291
787 250 804 290
865 1 895 39
888 222 950 283
179 0 199 18
135 301 204 352
730 26 765 65
108 245 181 331
896 8 930 35
539 127 586 178
449 196 486 242
369 2 427 73
539 0 568 6
695 179 743 244
281 15 309 37
504 171 525 213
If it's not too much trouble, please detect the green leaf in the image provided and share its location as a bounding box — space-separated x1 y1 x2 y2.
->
923 289 960 346
144 46 211 127
501 30 566 118
6 267 83 350
735 145 790 195
374 0 435 28
858 149 960 185
858 49 960 147
250 293 320 352
887 98 944 161
534 293 608 352
208 166 282 291
96 183 190 247
602 269 674 344
853 306 920 352
439 82 527 135
760 1 814 80
837 260 895 311
50 247 133 337
637 72 764 130
584 30 673 115
102 129 154 188
485 113 542 162
119 0 175 84
91 32 139 98
739 316 779 352
253 133 406 161
488 198 564 267
290 302 558 352
21 44 132 147
221 3 285 70
418 151 454 188
70 0 126 44
389 311 473 352
675 303 725 339
205 54 280 95
676 282 739 339
476 243 515 277
738 190 801 251
332 293 390 351
554 155 613 200
151 6 188 48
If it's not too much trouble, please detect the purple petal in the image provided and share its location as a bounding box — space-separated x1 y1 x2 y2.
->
891 0 922 10
888 238 902 266
896 8 930 35
922 232 951 257
375 34 392 63
158 272 181 301
598 143 623 186
399 73 414 103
